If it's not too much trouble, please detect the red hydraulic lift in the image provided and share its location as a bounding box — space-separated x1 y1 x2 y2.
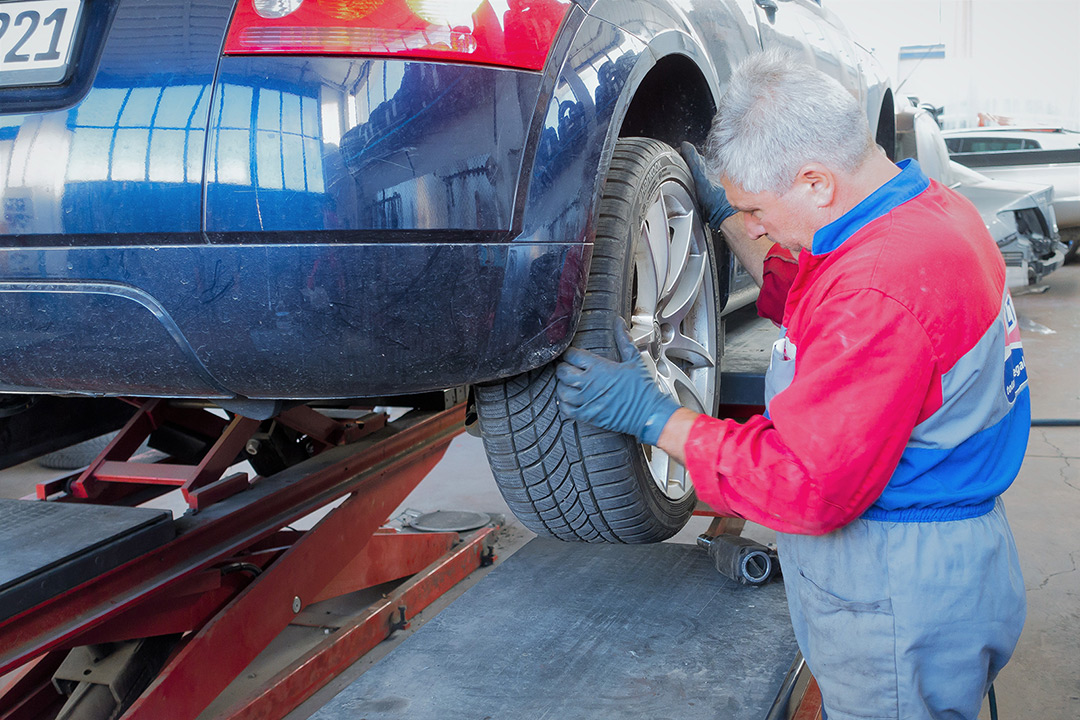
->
0 398 498 720
0 392 824 720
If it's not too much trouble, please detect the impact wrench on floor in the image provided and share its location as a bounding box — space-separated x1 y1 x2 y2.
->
697 533 779 585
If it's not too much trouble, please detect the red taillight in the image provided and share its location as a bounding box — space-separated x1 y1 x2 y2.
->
223 0 572 71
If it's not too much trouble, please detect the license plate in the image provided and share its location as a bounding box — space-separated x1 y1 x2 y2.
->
0 0 83 87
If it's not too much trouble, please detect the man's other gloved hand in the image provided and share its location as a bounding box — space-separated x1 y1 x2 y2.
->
680 141 737 230
556 320 680 446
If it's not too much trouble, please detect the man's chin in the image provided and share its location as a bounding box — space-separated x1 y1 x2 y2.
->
770 236 794 250
770 236 810 255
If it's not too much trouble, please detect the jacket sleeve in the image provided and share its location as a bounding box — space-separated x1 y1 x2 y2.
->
686 288 938 535
755 244 798 325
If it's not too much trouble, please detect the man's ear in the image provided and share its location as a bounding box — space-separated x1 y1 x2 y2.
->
794 163 835 209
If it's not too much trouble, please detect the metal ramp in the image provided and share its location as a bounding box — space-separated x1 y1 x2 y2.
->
0 500 173 625
311 539 800 720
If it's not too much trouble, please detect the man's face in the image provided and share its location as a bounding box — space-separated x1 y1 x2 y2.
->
720 177 818 252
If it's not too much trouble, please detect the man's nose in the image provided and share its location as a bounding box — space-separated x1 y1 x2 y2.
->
742 213 766 239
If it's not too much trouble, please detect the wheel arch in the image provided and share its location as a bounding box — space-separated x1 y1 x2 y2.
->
616 47 718 149
596 43 731 312
508 24 730 369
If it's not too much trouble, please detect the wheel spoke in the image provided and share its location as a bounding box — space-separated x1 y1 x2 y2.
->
663 358 708 414
654 449 672 493
641 195 670 311
654 361 677 398
659 252 706 326
647 443 688 498
629 316 654 350
664 331 714 369
662 210 694 301
640 348 659 379
666 452 688 494
635 218 660 318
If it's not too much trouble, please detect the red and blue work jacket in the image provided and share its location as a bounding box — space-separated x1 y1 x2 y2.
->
685 159 1031 535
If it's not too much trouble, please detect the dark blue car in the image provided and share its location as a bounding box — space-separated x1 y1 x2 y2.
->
0 0 893 541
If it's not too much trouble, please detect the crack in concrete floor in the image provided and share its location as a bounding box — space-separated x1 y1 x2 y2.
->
1063 457 1079 493
1032 549 1079 592
1036 429 1079 459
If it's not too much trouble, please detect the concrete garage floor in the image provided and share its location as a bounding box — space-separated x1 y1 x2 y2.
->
0 266 1077 719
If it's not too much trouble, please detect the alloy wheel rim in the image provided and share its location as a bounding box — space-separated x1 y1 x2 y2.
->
630 179 718 502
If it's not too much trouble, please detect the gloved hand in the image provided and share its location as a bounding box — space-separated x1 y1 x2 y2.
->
556 320 681 446
680 141 738 230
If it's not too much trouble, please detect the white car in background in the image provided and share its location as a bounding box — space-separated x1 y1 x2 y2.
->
943 127 1080 261
898 106 1066 288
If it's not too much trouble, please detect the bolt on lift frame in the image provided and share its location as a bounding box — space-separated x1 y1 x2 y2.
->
0 399 499 720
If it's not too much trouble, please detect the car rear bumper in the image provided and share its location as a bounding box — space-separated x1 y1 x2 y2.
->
0 52 599 401
0 241 589 399
1003 246 1065 287
1032 247 1066 281
1 16 631 402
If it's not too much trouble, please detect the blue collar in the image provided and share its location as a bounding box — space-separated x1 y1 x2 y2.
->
810 159 930 256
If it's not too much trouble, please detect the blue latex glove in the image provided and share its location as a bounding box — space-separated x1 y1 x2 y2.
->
679 141 737 230
555 320 681 446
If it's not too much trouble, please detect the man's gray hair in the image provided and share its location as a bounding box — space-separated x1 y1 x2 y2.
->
706 51 874 194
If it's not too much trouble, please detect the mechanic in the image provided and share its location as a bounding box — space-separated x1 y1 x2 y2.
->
556 52 1027 720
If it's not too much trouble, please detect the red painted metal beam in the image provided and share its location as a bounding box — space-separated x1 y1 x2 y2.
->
71 573 251 646
0 405 465 677
313 530 459 604
58 403 379 511
73 530 460 647
217 525 499 720
0 651 66 720
275 406 383 448
792 677 823 720
93 462 195 484
120 419 459 720
179 415 261 501
65 400 164 500
55 401 262 507
188 472 255 510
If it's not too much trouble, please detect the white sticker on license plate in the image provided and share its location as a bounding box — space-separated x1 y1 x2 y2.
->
0 0 83 87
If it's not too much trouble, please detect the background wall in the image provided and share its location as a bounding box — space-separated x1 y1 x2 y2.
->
827 0 1080 129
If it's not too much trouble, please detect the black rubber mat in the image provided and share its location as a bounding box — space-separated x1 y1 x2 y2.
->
312 538 798 720
0 499 174 622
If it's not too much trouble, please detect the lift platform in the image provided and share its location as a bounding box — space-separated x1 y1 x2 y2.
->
309 538 805 720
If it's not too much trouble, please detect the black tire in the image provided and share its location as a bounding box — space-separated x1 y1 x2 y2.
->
476 138 723 543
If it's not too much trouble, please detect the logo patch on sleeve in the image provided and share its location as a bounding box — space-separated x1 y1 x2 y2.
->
1004 346 1028 403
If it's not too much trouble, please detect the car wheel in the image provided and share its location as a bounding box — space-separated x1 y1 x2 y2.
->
475 138 723 543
